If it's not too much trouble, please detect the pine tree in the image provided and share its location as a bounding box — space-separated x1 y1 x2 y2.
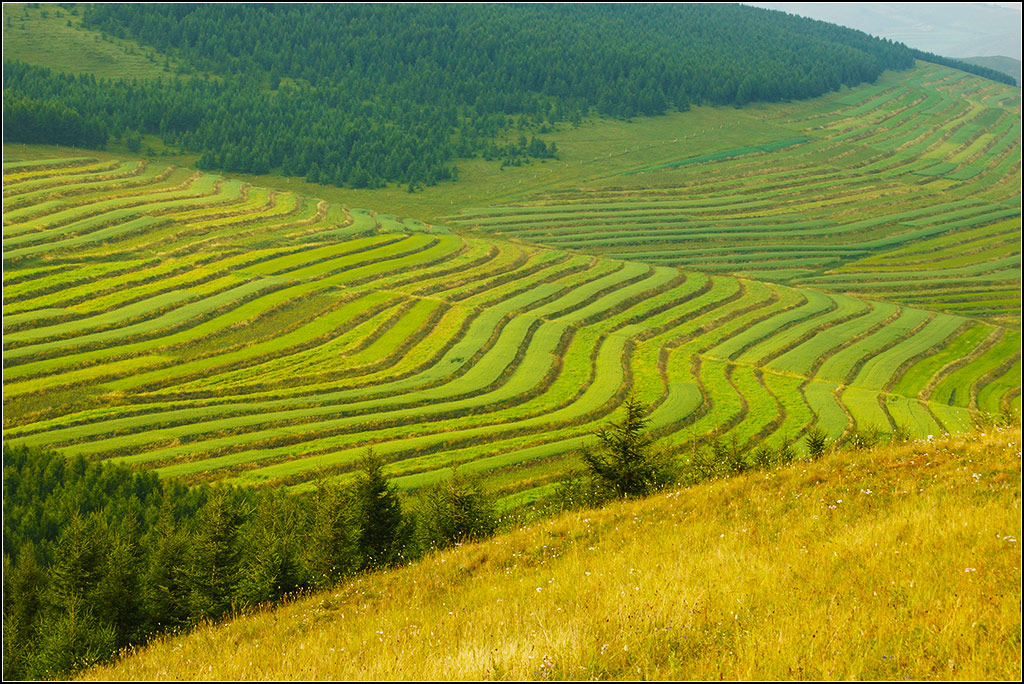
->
184 490 243 622
580 395 676 498
3 542 47 679
306 482 359 589
92 516 147 645
236 491 304 607
144 499 190 631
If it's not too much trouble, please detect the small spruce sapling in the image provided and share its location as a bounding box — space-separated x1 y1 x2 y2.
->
805 426 828 460
580 395 676 498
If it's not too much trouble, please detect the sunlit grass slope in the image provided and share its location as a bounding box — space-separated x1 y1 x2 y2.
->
82 426 1021 681
2 3 181 81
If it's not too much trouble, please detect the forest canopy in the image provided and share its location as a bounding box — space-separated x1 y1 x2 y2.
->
2 3 936 187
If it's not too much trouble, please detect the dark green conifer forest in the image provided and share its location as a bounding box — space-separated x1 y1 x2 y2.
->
2 443 496 679
3 3 941 189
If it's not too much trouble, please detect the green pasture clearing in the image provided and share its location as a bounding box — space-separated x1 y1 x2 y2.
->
851 314 967 390
2 3 182 80
883 394 943 436
2 159 115 185
622 137 811 174
2 173 228 242
3 289 192 348
801 380 850 438
3 257 155 307
889 323 993 398
438 64 1019 318
841 385 893 434
930 331 1022 407
736 293 865 367
976 358 1022 414
765 301 895 377
64 252 290 316
2 276 275 365
684 359 743 438
1 161 164 213
2 60 1019 499
727 365 780 447
704 287 817 361
762 372 814 446
842 220 1018 269
103 291 399 393
2 157 100 173
817 307 934 386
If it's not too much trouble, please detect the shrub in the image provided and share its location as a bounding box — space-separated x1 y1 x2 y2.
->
846 425 883 451
716 435 751 475
686 442 719 483
973 408 1020 430
776 440 796 465
890 422 911 444
418 467 497 549
750 444 775 470
552 466 614 511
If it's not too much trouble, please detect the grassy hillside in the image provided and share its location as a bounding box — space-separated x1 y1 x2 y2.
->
1 3 181 81
3 149 1018 504
444 62 1022 323
80 426 1021 681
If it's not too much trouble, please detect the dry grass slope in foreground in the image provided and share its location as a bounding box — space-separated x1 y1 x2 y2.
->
83 426 1021 681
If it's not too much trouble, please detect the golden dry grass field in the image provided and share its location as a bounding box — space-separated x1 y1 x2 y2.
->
82 426 1021 681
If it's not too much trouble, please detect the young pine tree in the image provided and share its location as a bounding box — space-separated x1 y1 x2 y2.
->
353 449 409 570
183 490 244 623
306 482 359 589
581 395 676 498
236 491 305 608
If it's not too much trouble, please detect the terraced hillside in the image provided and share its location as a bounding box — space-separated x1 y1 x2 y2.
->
446 63 1022 326
3 152 1019 504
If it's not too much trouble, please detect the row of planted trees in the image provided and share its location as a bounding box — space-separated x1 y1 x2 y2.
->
2 445 497 680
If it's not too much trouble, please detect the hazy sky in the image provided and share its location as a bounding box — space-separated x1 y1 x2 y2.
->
746 3 1022 60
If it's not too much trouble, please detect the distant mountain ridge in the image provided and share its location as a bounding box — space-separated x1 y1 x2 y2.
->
961 55 1022 85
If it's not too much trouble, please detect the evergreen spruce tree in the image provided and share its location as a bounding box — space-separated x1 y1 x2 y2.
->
184 490 243 623
353 448 408 570
419 466 497 549
236 491 304 607
306 482 359 589
92 516 147 646
580 395 676 498
39 512 117 678
3 542 47 680
144 499 190 632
